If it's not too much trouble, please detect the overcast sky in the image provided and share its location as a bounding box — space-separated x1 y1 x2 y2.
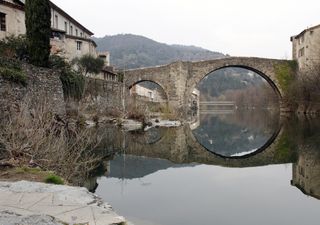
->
51 0 320 59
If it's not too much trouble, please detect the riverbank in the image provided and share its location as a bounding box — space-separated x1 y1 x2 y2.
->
0 180 129 225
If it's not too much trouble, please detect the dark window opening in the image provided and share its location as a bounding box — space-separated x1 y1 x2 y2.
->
0 12 6 31
76 41 82 50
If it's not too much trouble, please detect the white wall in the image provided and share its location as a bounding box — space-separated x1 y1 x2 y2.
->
51 8 90 38
0 4 25 39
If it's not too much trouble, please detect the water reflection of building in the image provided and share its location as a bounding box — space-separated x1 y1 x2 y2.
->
291 148 320 199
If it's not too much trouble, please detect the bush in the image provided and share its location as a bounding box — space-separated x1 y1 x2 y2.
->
44 174 64 185
0 57 27 86
74 54 105 76
49 55 85 100
60 70 85 100
0 35 28 60
0 67 27 86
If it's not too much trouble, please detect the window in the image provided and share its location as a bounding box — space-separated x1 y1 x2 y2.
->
76 41 82 51
0 12 6 31
298 47 305 57
80 32 83 37
301 47 304 56
55 15 58 28
75 29 78 36
70 25 73 35
64 21 68 32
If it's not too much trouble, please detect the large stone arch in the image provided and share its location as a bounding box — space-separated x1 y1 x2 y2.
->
184 57 287 106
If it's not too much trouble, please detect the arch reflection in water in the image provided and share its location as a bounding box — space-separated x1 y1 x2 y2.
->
191 67 280 157
192 110 280 157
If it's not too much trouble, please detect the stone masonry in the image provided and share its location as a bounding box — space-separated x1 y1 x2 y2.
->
0 62 66 120
124 57 293 113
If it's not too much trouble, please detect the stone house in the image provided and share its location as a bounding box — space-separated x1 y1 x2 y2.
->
0 0 25 39
130 83 167 102
291 24 320 70
0 0 98 61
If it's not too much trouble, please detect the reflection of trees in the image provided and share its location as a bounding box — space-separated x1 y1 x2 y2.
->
223 83 279 108
194 110 280 156
208 109 280 133
198 68 279 109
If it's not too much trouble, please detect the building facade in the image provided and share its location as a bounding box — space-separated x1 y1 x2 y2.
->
130 84 167 102
0 0 25 40
291 24 320 70
0 0 97 61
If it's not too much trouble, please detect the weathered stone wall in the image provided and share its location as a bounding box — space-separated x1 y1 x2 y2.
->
124 61 188 113
0 62 65 119
79 78 123 117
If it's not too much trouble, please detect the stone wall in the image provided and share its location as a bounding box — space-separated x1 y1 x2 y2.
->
0 62 65 119
79 78 124 118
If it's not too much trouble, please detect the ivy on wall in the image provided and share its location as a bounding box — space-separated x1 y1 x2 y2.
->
274 60 297 93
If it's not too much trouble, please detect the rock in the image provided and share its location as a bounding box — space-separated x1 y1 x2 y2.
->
0 211 64 225
120 119 143 131
0 181 129 225
150 119 182 127
85 120 96 127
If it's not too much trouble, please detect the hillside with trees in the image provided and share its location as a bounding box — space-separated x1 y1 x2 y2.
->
93 34 226 69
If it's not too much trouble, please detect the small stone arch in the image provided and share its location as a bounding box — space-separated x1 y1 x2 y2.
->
128 79 169 102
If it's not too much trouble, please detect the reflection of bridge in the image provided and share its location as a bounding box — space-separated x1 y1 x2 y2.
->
199 110 235 114
200 101 235 106
125 57 295 115
123 124 293 168
84 120 320 200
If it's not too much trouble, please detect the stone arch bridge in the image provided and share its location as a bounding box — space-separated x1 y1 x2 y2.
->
124 57 295 114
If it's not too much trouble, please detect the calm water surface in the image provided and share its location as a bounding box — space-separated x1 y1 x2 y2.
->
91 110 320 225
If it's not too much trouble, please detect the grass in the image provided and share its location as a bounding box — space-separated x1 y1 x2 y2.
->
0 166 61 184
44 174 64 185
0 66 27 86
15 166 42 174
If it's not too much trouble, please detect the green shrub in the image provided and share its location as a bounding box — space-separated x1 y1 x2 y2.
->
0 67 27 86
0 57 28 86
60 70 85 100
44 174 64 185
49 55 69 70
74 54 105 76
0 35 29 60
50 55 86 100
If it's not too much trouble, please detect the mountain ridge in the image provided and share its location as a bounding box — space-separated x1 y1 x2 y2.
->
92 34 226 69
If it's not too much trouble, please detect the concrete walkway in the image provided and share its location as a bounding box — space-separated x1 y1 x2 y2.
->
0 181 128 225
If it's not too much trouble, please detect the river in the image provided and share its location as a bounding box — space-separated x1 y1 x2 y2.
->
82 110 320 225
